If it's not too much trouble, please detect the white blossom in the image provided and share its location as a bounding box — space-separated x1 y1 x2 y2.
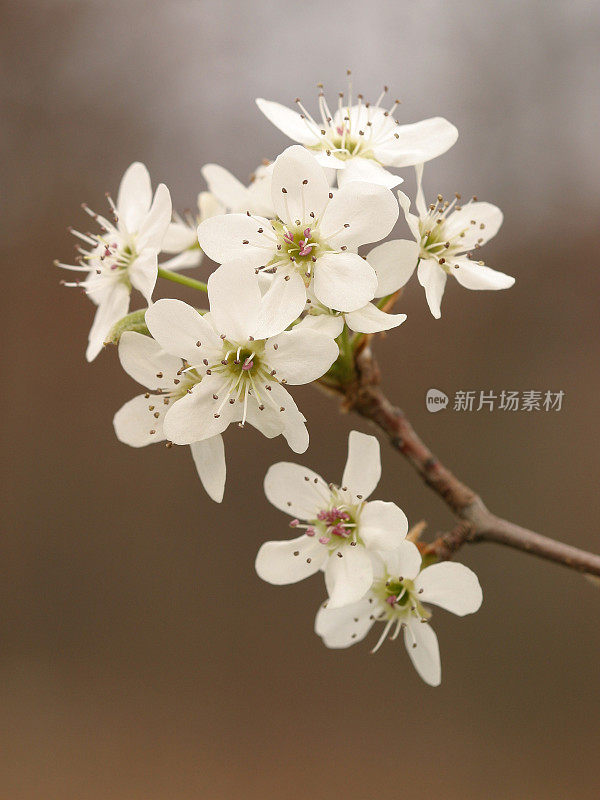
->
315 556 482 686
144 263 339 452
197 145 399 320
255 431 420 608
113 331 226 502
367 165 515 318
256 78 458 189
58 162 172 361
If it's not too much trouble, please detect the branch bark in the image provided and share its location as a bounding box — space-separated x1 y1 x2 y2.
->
335 346 600 577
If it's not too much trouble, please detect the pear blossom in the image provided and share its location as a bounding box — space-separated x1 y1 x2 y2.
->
368 166 515 318
298 287 407 338
57 162 172 361
144 263 339 453
315 556 482 686
255 431 420 608
160 191 225 270
113 331 226 502
202 161 275 218
197 145 399 320
256 78 458 189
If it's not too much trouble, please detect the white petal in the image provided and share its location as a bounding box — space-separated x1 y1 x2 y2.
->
342 431 381 500
263 461 329 519
201 164 250 212
315 594 376 648
86 282 130 362
197 213 272 267
137 183 172 250
414 164 427 218
128 249 158 305
324 544 374 608
297 313 345 339
359 500 409 551
381 541 422 582
320 181 399 249
313 252 377 313
118 331 181 389
113 393 165 447
244 398 285 439
313 150 348 169
282 412 310 454
162 375 238 444
367 239 419 297
255 534 327 585
414 562 483 616
255 380 309 453
198 191 225 220
146 299 221 362
374 117 458 168
397 190 422 240
160 248 203 271
255 99 321 146
404 619 441 686
190 436 226 503
252 272 307 340
266 328 338 384
116 162 152 233
450 256 515 291
345 303 406 334
207 261 262 341
336 157 403 190
271 145 330 226
161 221 197 253
417 259 447 319
444 202 503 250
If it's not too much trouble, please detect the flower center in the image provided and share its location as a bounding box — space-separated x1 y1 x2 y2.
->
275 222 320 261
194 339 279 428
419 219 449 258
373 576 431 623
94 237 137 276
291 489 364 549
326 125 376 161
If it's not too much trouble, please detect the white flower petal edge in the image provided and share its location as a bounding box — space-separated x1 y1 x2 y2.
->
256 431 414 609
201 162 275 218
315 552 482 687
413 561 483 616
341 430 381 501
112 331 226 502
299 287 406 336
345 303 406 334
190 437 226 504
366 239 420 297
160 190 225 271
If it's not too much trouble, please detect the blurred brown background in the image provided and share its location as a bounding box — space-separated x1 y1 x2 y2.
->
2 1 600 798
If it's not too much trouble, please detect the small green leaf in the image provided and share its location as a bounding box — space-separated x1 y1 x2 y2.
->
106 309 150 345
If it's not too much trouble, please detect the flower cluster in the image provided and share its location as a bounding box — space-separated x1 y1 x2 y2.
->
58 75 506 684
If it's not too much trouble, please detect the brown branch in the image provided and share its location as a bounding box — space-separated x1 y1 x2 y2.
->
335 346 600 577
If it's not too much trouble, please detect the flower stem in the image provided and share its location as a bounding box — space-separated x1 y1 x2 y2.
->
157 267 208 293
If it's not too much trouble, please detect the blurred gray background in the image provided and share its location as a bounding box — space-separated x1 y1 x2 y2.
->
1 1 600 798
